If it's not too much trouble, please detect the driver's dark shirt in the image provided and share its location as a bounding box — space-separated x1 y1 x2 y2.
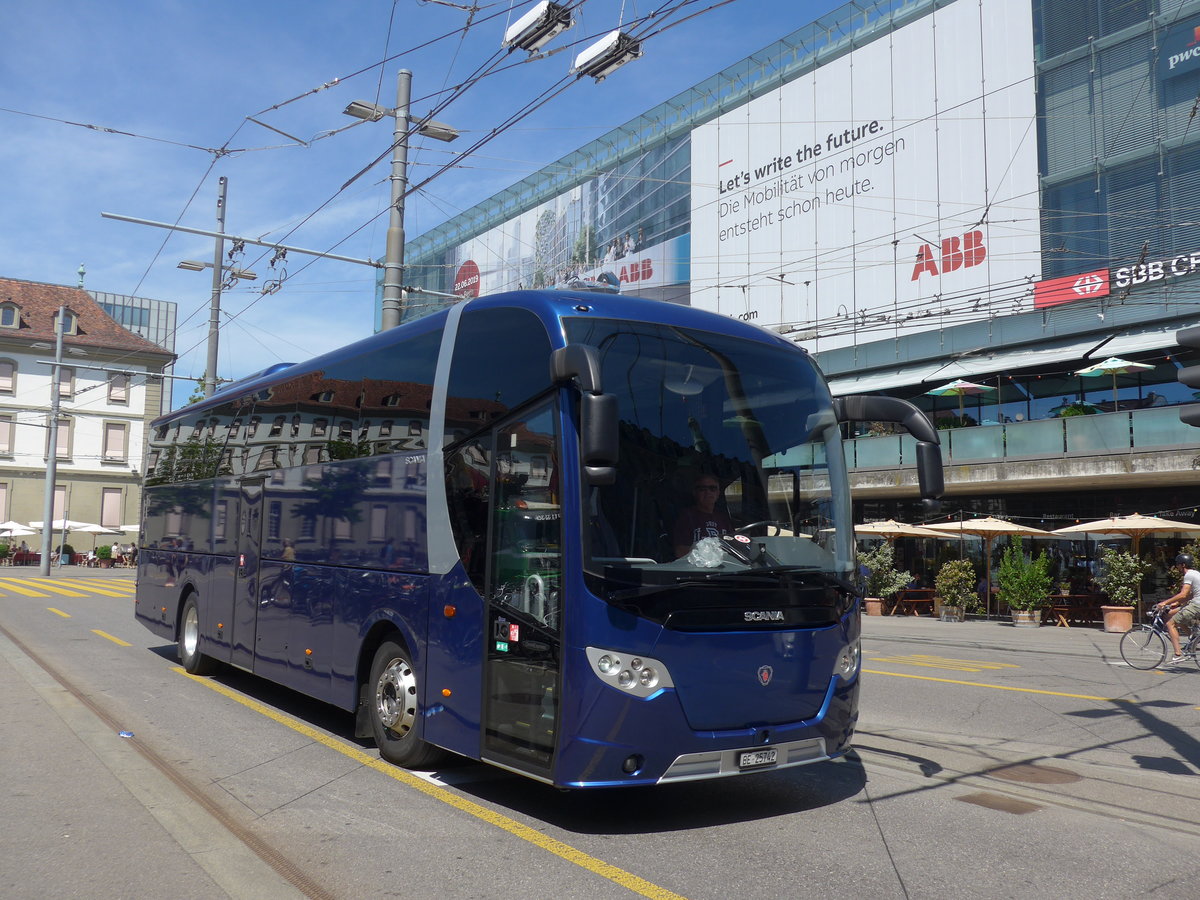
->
673 507 733 551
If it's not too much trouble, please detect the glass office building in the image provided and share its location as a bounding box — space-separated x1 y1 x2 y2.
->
404 0 1200 545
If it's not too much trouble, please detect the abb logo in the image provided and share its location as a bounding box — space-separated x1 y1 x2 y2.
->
619 259 653 283
911 231 987 281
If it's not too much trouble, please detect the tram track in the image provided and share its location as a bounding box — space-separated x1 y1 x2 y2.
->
0 621 334 900
853 726 1200 840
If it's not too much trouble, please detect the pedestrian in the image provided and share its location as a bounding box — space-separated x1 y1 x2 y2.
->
1154 553 1200 663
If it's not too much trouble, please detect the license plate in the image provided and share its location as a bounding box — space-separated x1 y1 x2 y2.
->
738 748 778 769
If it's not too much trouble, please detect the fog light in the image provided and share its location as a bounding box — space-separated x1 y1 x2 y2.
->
597 654 619 674
621 754 644 774
617 669 635 688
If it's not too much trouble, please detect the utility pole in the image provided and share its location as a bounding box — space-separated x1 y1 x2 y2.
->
40 264 82 576
381 70 412 331
205 177 228 396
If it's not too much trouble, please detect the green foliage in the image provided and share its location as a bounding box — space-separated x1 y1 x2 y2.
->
1096 547 1150 607
1055 402 1097 417
859 542 911 600
0 543 9 558
996 537 1052 611
185 376 207 406
96 544 112 559
935 558 976 609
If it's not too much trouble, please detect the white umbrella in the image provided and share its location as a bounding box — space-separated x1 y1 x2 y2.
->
854 519 959 542
119 524 140 533
74 523 123 552
1052 512 1200 555
0 526 37 537
1075 357 1154 408
28 519 94 532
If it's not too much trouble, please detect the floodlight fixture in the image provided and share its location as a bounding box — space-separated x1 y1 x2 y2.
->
504 1 575 53
176 260 206 272
572 30 642 81
342 99 389 122
415 118 460 143
177 260 257 280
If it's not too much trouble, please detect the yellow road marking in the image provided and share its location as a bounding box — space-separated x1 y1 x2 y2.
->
0 582 51 597
863 668 1130 703
177 668 687 900
866 653 1020 673
40 578 136 597
93 629 132 647
0 580 89 597
47 607 71 618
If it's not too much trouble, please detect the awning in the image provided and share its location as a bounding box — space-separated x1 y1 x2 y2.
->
824 325 1190 396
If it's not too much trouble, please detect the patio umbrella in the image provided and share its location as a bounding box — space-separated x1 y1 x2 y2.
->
74 523 123 551
119 524 140 533
1052 512 1200 555
0 520 28 532
0 526 37 538
925 517 1054 617
854 519 958 542
925 379 994 417
1075 357 1153 408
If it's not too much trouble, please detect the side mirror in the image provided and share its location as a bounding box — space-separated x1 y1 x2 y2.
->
551 344 618 485
833 394 944 500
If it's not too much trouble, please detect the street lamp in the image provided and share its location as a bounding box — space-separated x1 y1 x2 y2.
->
40 264 83 576
177 260 258 280
343 70 459 331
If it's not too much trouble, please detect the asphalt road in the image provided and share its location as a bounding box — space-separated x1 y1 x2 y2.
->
2 571 1197 899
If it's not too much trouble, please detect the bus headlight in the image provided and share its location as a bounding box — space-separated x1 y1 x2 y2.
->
586 647 674 699
836 638 860 681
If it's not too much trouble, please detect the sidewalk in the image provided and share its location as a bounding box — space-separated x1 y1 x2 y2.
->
863 611 1124 659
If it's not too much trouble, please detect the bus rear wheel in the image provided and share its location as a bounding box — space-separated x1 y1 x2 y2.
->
368 638 446 769
179 593 216 675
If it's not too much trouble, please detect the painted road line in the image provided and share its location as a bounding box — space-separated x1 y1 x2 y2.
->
39 578 136 598
47 608 71 618
0 581 52 598
92 630 132 647
0 579 89 598
863 668 1131 703
865 653 1021 673
177 668 688 900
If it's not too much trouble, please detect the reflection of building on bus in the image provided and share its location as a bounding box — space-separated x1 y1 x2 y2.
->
135 289 940 788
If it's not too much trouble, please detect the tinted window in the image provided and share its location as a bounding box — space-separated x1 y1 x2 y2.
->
446 307 552 442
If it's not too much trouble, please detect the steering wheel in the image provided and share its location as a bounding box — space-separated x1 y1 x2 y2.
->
734 521 790 537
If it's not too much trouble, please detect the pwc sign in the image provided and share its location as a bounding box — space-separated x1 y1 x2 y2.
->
910 231 987 281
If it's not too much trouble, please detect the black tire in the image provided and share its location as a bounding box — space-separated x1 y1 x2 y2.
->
178 593 216 675
368 638 446 769
1119 626 1167 670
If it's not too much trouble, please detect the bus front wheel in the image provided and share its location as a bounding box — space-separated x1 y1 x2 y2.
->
179 593 216 675
368 638 445 769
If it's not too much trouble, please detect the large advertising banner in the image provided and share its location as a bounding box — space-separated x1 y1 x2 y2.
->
690 0 1040 350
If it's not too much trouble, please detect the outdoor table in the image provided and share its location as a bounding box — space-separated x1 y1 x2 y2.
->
891 588 936 616
1047 594 1103 627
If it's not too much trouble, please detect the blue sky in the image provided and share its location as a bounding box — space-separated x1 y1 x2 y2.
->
1 0 843 405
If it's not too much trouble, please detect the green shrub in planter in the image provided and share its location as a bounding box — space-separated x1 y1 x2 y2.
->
935 559 976 613
96 544 112 560
859 542 911 601
996 537 1052 611
1096 547 1149 607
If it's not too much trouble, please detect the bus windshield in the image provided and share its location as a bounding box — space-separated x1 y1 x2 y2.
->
566 318 854 620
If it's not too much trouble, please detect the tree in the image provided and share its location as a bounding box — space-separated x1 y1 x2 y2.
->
859 542 911 600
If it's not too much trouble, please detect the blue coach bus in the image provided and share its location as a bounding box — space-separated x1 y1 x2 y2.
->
134 290 942 788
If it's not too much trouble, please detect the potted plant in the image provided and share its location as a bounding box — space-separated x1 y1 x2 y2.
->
934 559 975 622
1095 547 1149 633
96 544 114 568
996 537 1052 627
0 543 9 565
859 542 911 616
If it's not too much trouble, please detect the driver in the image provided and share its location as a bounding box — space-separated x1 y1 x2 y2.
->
673 472 733 558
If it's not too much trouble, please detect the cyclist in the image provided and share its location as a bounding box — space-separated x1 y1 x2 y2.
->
1153 552 1200 664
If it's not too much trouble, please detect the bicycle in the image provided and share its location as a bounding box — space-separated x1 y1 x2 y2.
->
1119 607 1200 670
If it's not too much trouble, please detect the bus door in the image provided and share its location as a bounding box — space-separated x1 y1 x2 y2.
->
481 403 563 777
229 475 265 671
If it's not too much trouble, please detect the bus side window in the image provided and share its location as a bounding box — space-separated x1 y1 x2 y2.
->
446 439 491 594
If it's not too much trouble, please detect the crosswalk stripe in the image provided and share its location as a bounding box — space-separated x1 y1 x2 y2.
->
39 578 136 597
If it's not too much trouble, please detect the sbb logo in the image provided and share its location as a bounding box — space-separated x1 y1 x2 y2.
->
911 231 987 281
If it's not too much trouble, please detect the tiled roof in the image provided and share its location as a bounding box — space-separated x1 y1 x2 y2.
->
0 276 175 361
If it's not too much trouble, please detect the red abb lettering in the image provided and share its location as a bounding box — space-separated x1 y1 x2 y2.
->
911 230 987 280
620 259 654 283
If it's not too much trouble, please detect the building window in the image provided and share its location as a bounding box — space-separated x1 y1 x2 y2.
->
49 418 71 460
0 415 11 455
214 500 229 542
369 504 388 541
313 418 328 436
409 420 423 436
108 373 129 404
57 366 75 400
0 482 7 520
268 501 282 541
100 488 122 529
103 422 128 462
269 416 285 437
0 303 19 328
247 416 261 437
0 359 16 395
56 310 78 336
379 420 393 436
54 485 66 520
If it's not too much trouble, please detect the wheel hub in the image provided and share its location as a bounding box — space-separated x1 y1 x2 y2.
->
375 658 416 736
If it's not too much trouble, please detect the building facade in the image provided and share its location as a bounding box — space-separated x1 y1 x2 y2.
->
402 0 1200 556
0 277 175 549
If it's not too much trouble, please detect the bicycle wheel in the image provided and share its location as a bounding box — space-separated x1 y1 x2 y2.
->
1120 626 1168 669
